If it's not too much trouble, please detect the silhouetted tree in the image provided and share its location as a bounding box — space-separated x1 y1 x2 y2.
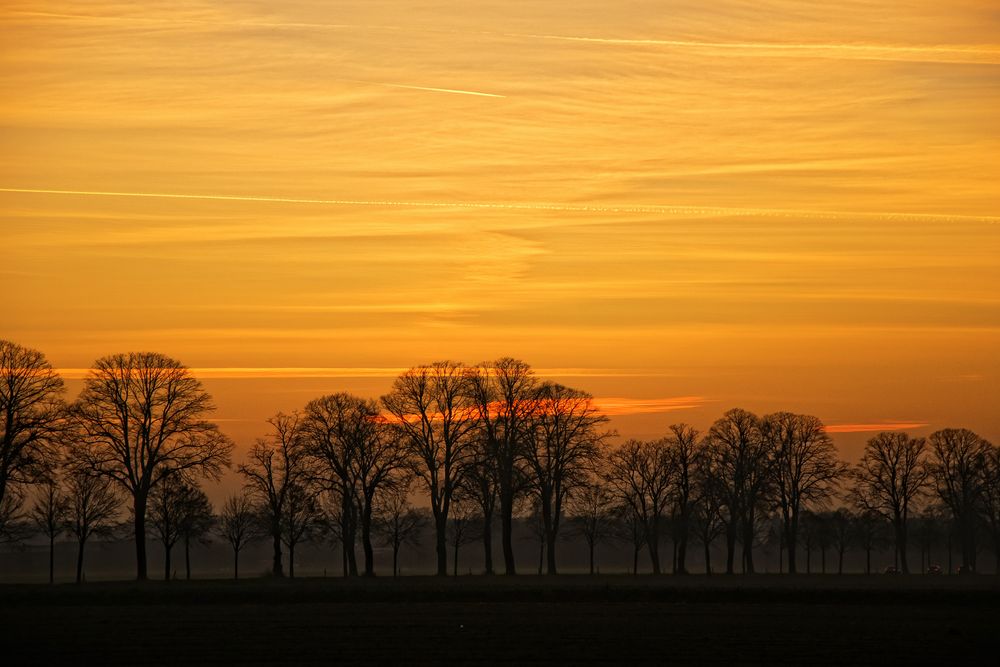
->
1 340 66 540
374 479 428 577
851 509 887 575
71 352 232 580
65 468 119 584
29 474 68 584
704 408 771 574
914 507 945 573
382 362 477 576
828 508 853 574
447 495 479 576
177 485 213 580
527 382 607 574
461 451 497 574
926 428 992 573
664 424 702 574
147 474 186 581
217 492 259 579
981 445 1000 574
281 478 322 578
612 504 647 575
240 412 310 577
467 358 538 575
604 439 672 573
852 432 928 573
762 412 847 574
566 479 615 574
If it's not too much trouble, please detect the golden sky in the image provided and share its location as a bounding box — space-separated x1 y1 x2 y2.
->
2 0 998 467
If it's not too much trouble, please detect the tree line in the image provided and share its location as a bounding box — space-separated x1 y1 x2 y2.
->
2 339 998 581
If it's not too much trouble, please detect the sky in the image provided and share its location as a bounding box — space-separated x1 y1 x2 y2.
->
2 0 998 483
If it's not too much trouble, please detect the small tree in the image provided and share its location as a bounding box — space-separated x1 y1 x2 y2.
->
375 482 428 577
30 475 69 584
447 498 479 576
65 469 119 584
566 480 615 575
828 508 853 575
217 492 259 580
147 475 185 581
177 485 214 580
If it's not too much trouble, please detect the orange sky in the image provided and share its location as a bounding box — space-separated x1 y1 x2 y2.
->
2 1 998 484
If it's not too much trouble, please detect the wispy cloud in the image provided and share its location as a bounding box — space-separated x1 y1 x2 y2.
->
593 396 706 416
824 421 929 433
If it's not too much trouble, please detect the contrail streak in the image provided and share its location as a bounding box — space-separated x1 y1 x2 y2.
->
12 10 1000 65
2 187 998 224
337 79 504 98
504 32 1000 65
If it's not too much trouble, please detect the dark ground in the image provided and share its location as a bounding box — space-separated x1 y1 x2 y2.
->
2 576 997 665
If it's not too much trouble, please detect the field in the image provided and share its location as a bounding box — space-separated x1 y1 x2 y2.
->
2 576 997 665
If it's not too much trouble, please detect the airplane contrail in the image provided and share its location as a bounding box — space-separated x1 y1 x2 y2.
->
504 32 1000 65
337 79 504 98
2 187 998 224
12 10 1000 65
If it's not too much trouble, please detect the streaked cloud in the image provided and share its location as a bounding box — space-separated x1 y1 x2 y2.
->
824 422 930 434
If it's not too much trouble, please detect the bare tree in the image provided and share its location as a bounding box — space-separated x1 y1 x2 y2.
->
462 450 497 574
852 509 888 575
467 358 538 575
704 408 772 574
612 504 647 575
239 412 310 577
447 495 480 576
827 508 853 574
762 412 848 574
64 467 120 583
604 439 672 574
30 474 69 583
1 340 66 539
382 362 478 576
217 492 259 580
375 480 428 577
852 432 929 573
926 428 992 573
527 382 608 574
566 479 615 575
981 445 1000 575
71 352 232 580
147 474 185 581
664 424 702 574
281 478 322 578
178 484 213 580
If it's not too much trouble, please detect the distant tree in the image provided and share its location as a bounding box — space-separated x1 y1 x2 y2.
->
526 382 608 574
217 492 259 580
691 456 726 575
664 424 702 574
147 474 186 581
612 504 647 575
29 475 69 584
71 352 232 580
467 358 539 575
851 509 888 575
704 408 772 574
762 412 848 574
524 501 547 574
281 478 322 578
566 479 615 575
177 484 214 580
800 510 823 573
375 480 428 577
828 508 853 575
64 468 119 584
926 428 992 573
1 340 66 540
382 362 478 576
852 432 929 573
981 446 1000 574
463 443 498 574
604 439 672 574
913 507 945 573
240 412 311 577
446 496 480 576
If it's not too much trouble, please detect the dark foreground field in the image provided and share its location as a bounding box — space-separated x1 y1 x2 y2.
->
2 576 998 665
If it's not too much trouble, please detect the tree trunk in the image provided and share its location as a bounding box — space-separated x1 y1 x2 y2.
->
134 494 148 581
896 520 910 574
806 546 812 574
185 535 191 580
725 525 736 574
588 541 595 575
538 540 544 575
866 547 871 575
500 491 516 575
454 539 459 577
76 538 86 584
164 544 172 582
362 497 375 577
234 549 239 580
272 529 283 577
633 546 639 575
838 548 845 575
435 513 448 576
648 522 662 575
821 547 826 574
289 543 295 578
742 521 755 574
545 529 558 575
704 540 712 575
393 544 399 578
49 534 55 584
482 512 494 575
677 530 688 574
787 518 798 574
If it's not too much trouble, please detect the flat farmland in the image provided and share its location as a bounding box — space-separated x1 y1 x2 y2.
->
2 576 997 665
